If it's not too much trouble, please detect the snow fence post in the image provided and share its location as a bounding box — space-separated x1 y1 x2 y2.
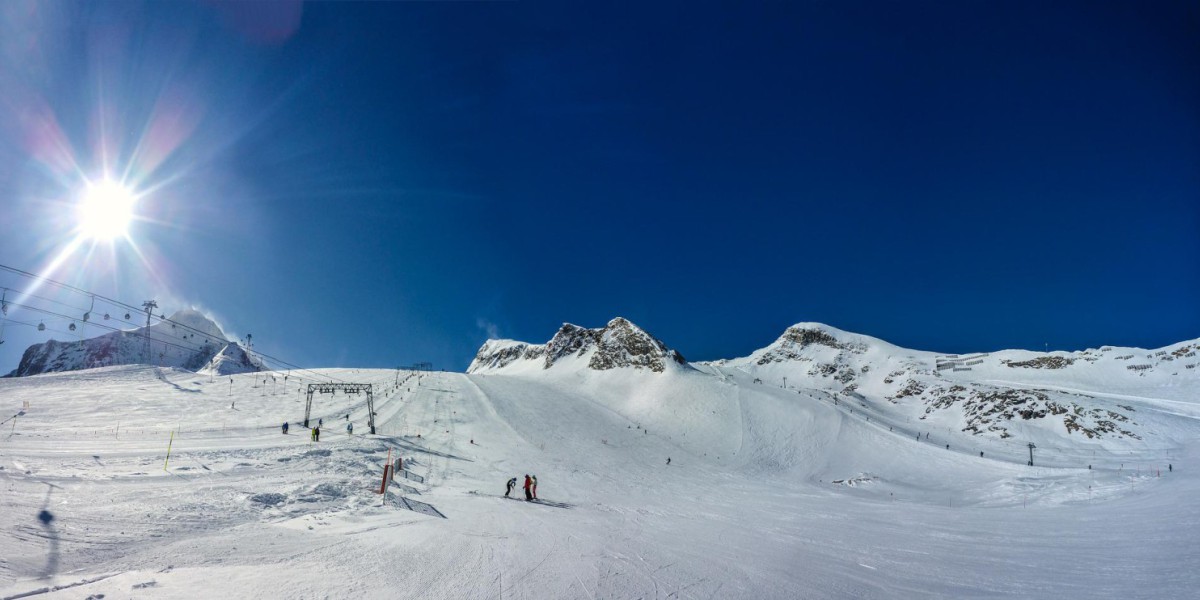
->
379 448 392 494
163 430 175 471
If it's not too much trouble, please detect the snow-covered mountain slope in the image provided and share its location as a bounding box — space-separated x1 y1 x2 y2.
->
471 319 1199 452
712 322 1199 447
468 317 687 374
2 360 1197 599
5 308 262 377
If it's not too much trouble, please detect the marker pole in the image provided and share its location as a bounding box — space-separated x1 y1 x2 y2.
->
164 430 175 471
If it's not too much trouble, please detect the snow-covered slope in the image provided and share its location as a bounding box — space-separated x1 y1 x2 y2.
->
5 308 262 377
2 321 1198 599
711 323 1200 449
1 358 1197 599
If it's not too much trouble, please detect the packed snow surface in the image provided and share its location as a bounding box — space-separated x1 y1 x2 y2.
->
2 323 1199 598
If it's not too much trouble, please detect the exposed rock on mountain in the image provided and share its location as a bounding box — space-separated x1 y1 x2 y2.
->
468 317 685 374
5 308 262 377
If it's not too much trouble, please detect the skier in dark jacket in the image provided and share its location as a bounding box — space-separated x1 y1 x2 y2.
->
523 474 533 501
282 422 289 434
505 477 517 497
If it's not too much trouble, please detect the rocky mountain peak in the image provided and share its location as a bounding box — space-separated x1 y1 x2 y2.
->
468 317 686 374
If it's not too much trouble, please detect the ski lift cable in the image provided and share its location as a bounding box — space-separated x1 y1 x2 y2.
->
0 288 199 349
0 264 347 382
7 296 340 383
0 267 266 360
1 300 215 356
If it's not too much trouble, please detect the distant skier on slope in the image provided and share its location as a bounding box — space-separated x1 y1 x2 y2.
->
531 475 538 500
667 457 671 465
523 474 533 501
505 477 517 497
312 426 320 442
347 422 353 435
282 422 289 434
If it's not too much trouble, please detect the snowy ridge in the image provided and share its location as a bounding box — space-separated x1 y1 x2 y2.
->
721 322 1200 443
468 317 686 374
475 319 1200 445
5 308 262 377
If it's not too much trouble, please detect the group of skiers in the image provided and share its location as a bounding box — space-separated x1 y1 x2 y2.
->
505 474 538 501
280 416 353 439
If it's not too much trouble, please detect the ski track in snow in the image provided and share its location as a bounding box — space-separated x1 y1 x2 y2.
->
0 365 1198 599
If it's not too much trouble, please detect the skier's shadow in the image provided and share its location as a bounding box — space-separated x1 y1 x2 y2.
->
531 499 573 509
37 483 62 579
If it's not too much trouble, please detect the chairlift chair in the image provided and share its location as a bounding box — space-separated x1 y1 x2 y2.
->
38 322 46 331
69 322 76 331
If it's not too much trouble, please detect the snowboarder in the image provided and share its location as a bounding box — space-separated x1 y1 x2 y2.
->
523 474 533 501
531 475 538 500
347 422 353 435
282 422 289 434
505 477 517 497
666 457 671 465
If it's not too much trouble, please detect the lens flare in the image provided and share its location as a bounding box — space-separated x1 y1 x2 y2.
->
77 180 137 240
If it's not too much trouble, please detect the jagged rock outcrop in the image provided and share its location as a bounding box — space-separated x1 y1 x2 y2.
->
468 317 686 374
753 324 869 365
5 308 262 377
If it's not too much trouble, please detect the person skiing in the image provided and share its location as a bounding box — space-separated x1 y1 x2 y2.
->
666 457 671 465
531 475 538 500
523 474 533 501
505 477 517 497
347 422 353 435
282 422 289 434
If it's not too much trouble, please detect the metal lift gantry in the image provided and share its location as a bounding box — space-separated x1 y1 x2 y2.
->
304 383 376 434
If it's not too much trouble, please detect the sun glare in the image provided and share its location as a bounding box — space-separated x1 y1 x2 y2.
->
77 179 136 240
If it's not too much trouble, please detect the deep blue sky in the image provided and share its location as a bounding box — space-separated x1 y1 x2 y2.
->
0 1 1197 372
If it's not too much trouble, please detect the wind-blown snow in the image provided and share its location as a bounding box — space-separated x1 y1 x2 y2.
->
5 308 262 377
1 320 1198 599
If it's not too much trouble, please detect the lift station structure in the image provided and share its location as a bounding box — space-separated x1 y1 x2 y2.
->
304 383 376 434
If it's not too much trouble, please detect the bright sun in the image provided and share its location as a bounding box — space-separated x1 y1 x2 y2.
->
77 179 137 240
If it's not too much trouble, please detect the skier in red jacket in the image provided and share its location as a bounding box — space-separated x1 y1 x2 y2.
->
523 474 533 501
